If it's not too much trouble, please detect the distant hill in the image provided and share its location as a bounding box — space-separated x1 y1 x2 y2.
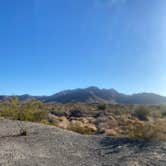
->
1 87 166 104
42 87 166 104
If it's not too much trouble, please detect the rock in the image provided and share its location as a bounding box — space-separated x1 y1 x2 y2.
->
48 113 58 123
0 119 165 166
84 123 97 132
48 114 69 129
80 117 89 124
57 116 70 129
71 120 84 127
86 117 96 124
105 129 118 136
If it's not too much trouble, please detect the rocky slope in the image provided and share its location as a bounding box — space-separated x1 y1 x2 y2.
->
0 119 165 166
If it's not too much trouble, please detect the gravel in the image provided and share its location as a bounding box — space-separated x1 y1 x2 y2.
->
0 119 165 166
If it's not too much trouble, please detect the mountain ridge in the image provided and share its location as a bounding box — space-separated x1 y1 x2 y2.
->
1 87 166 104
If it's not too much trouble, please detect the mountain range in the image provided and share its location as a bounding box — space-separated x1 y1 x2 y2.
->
1 87 166 104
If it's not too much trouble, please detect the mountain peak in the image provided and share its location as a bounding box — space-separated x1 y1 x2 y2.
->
42 87 166 104
1 87 166 104
86 86 100 90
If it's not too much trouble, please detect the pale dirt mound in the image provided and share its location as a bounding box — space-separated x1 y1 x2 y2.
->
0 119 165 166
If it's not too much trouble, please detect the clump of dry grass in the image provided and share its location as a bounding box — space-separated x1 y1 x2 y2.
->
133 106 150 121
127 120 166 141
68 124 95 135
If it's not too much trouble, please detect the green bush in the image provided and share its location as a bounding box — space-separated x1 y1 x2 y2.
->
0 97 20 119
0 98 48 123
17 109 48 122
97 104 106 110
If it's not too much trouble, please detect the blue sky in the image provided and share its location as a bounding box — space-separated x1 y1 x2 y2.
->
0 0 166 95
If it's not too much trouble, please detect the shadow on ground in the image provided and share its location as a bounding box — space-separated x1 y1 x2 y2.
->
99 137 158 155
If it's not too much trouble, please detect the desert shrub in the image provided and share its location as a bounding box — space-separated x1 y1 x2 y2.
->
68 121 96 135
18 107 48 122
151 111 161 119
40 119 50 125
69 125 95 135
0 97 20 119
97 104 106 110
33 110 48 122
0 98 48 123
0 108 18 119
112 109 122 116
50 110 67 117
161 111 166 118
133 106 150 121
127 120 166 141
69 109 83 117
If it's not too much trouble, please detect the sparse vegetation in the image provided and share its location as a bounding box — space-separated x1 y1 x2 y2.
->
0 99 165 140
127 120 166 141
97 104 107 110
0 97 49 124
133 106 150 121
68 123 95 135
161 111 166 118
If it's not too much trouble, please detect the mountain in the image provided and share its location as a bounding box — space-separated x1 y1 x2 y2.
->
40 87 166 104
1 87 166 104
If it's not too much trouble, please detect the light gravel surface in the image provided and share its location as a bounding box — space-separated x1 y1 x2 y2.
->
0 119 165 166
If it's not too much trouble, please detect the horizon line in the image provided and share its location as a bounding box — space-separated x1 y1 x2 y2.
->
0 86 166 97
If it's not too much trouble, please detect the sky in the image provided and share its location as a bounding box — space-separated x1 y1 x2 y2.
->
0 0 166 96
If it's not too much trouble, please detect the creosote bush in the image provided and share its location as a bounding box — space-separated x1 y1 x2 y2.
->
0 97 48 124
